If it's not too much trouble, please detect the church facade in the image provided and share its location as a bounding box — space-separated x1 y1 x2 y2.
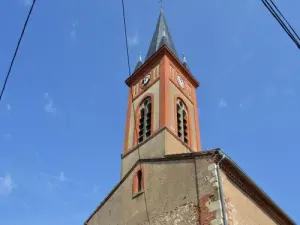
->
84 10 295 225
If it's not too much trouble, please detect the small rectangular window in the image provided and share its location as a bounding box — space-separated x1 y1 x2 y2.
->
137 170 143 192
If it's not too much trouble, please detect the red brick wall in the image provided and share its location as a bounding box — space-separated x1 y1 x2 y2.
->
199 194 217 225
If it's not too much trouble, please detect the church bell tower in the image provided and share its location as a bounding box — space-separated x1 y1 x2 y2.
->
121 9 202 177
84 7 296 225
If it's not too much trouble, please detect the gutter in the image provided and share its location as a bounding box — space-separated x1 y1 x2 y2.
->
216 153 227 225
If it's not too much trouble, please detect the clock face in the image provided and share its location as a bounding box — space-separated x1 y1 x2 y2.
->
177 75 185 88
142 74 151 86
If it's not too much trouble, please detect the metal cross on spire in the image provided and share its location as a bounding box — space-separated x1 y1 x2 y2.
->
159 0 163 11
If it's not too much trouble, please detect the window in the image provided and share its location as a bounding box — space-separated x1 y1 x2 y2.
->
137 170 143 192
138 97 152 143
132 169 144 197
176 98 188 144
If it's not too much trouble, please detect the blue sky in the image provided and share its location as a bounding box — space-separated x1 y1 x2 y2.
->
0 0 299 224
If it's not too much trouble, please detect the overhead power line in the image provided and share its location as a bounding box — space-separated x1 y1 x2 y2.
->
120 0 151 224
262 0 300 49
0 0 37 103
268 0 300 41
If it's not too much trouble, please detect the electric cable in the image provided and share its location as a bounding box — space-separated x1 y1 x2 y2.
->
0 0 37 102
269 0 300 42
262 0 299 46
262 0 300 49
120 0 151 223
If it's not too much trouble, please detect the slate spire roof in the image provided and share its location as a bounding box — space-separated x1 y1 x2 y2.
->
145 9 178 60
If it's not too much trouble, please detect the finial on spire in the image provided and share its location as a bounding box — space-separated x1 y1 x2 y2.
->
182 52 189 69
182 52 187 63
134 52 143 72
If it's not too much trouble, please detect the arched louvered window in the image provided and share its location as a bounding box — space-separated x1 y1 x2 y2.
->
177 98 188 144
138 97 152 143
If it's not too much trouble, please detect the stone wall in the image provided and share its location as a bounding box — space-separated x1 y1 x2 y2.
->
86 156 220 225
197 161 224 225
85 155 288 225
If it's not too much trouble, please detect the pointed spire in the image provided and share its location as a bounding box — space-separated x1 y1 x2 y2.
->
145 10 178 60
134 52 143 72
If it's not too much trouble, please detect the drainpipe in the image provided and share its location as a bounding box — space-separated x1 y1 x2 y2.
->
216 153 227 225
